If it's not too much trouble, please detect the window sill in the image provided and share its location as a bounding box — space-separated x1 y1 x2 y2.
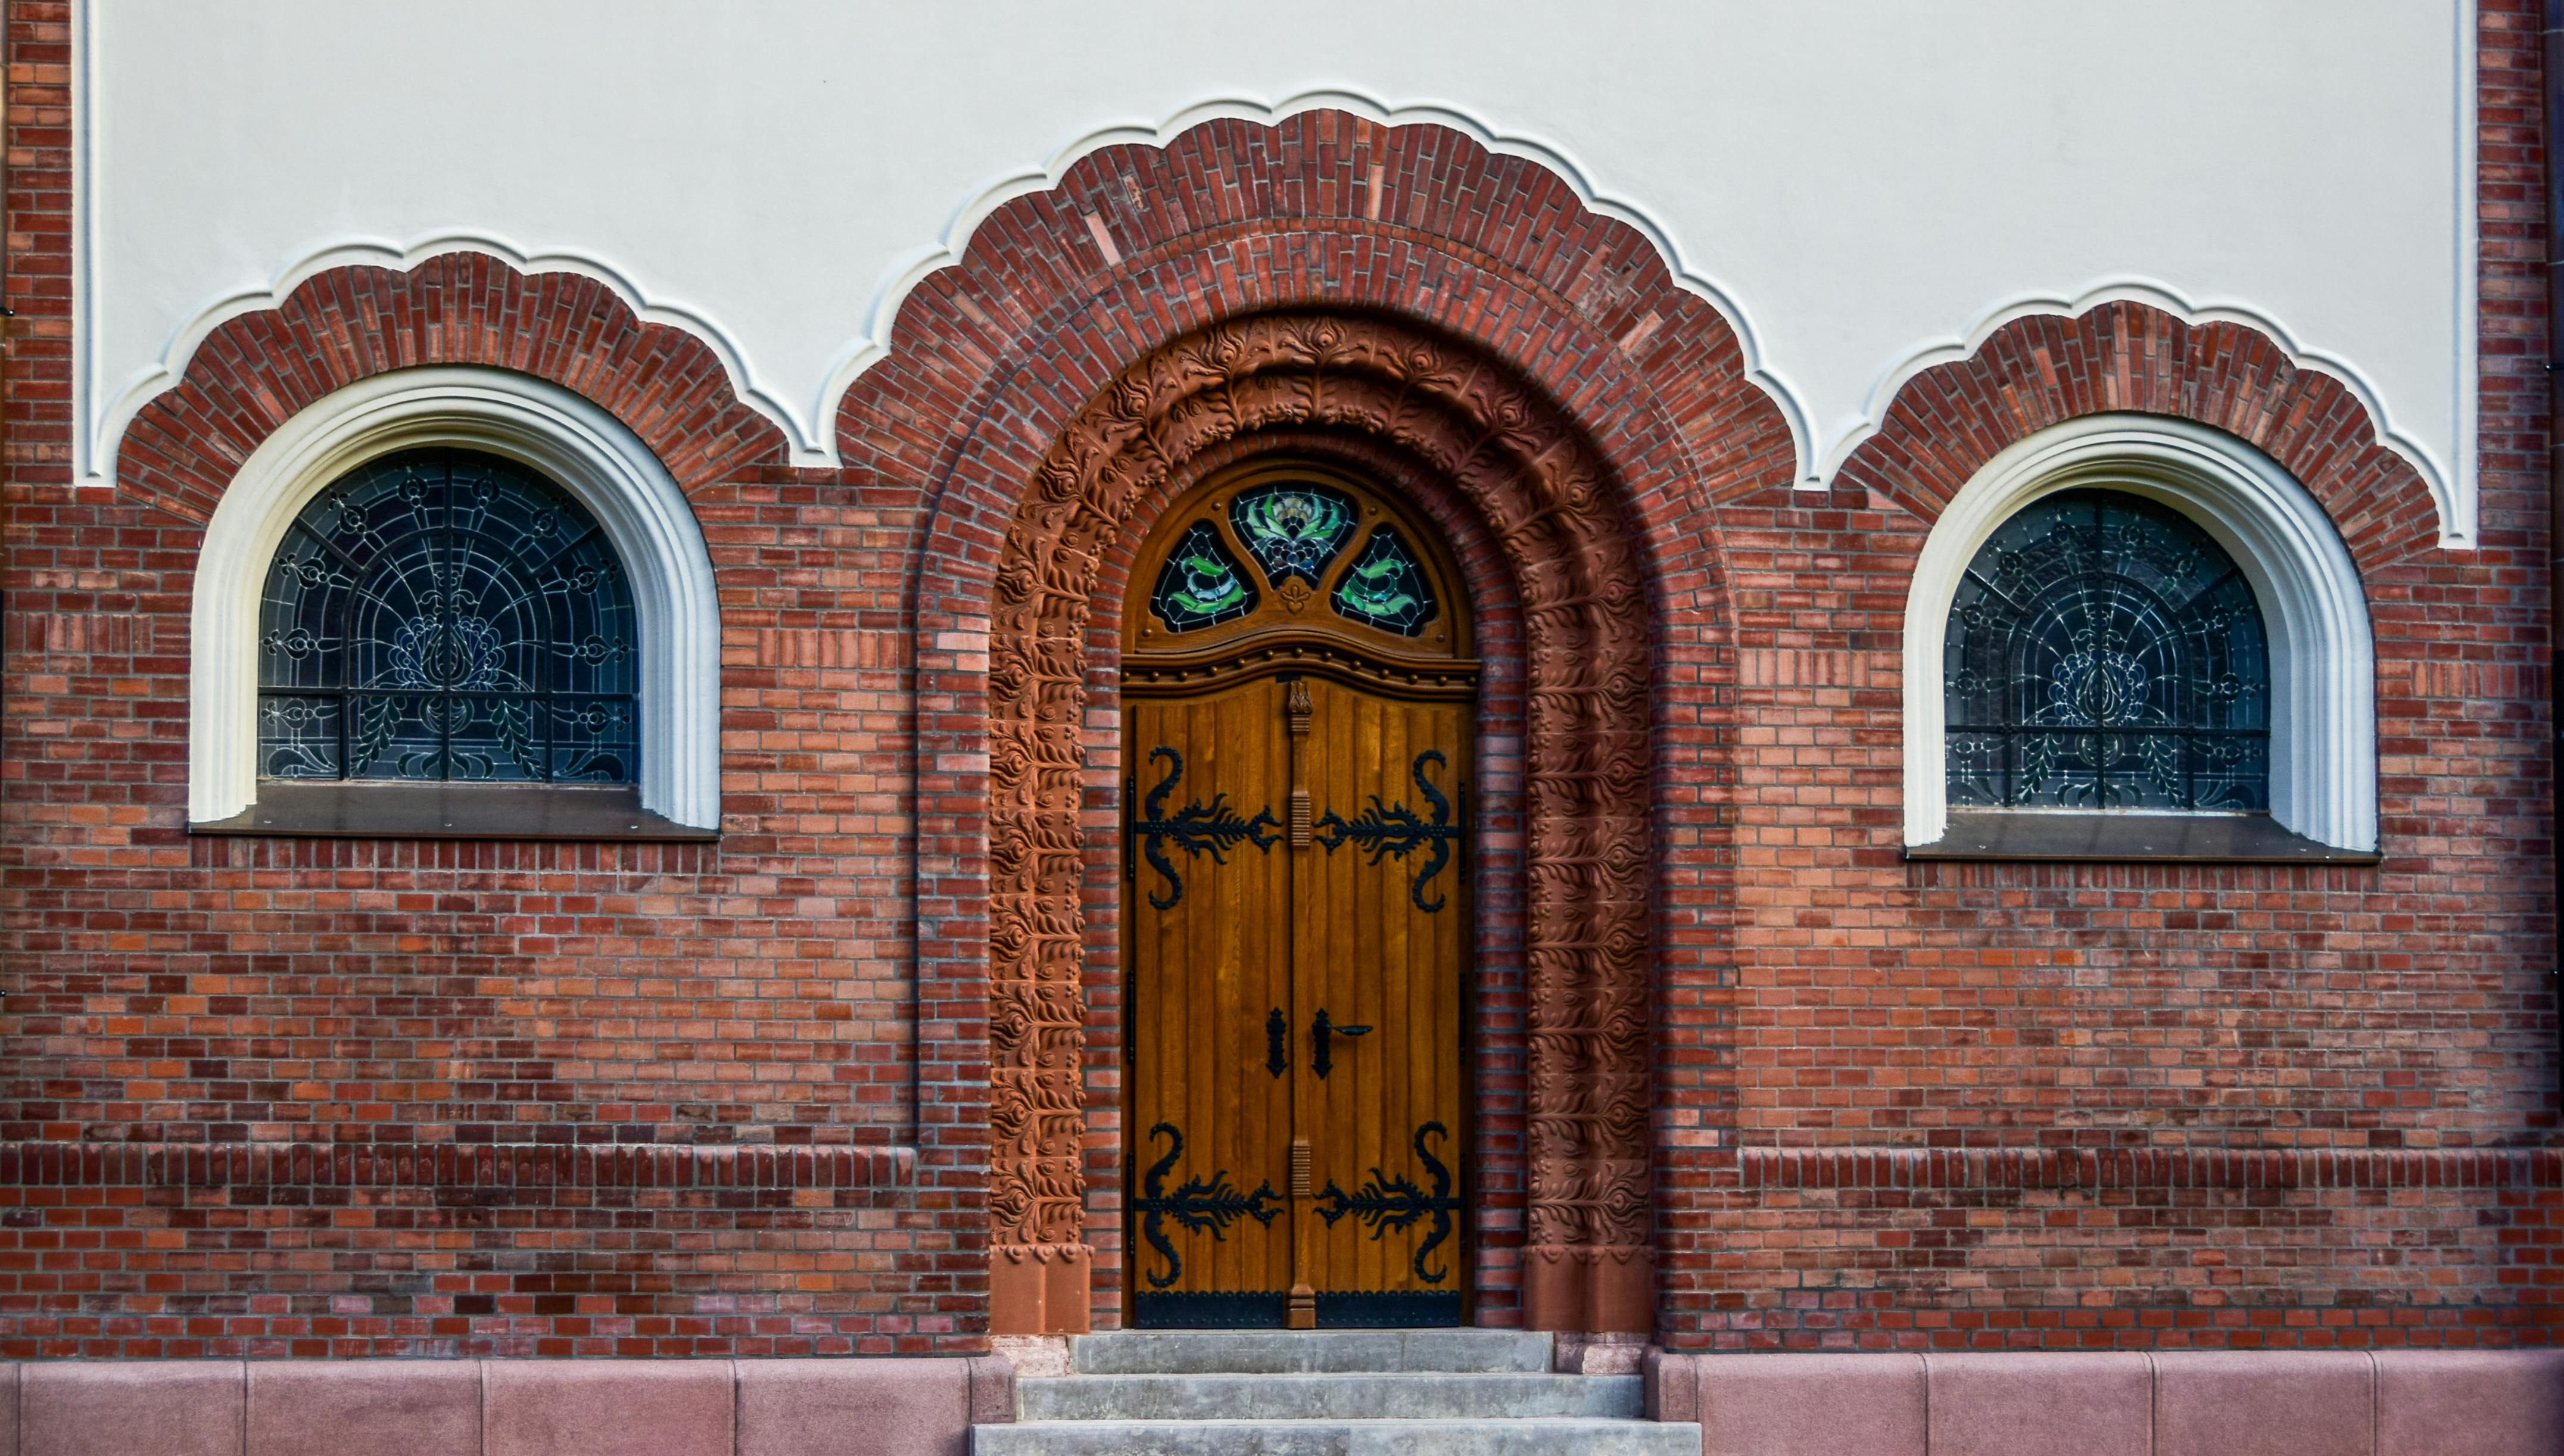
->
189 782 719 842
1905 811 2379 865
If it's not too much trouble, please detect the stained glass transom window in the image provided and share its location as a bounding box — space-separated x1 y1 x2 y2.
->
1148 519 1259 632
1945 489 2268 812
1332 526 1438 637
258 447 640 784
1229 482 1358 586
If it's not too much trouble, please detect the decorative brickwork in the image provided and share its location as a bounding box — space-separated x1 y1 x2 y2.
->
3 0 2557 1360
884 111 1772 1337
1640 0 2559 1348
1833 303 2443 563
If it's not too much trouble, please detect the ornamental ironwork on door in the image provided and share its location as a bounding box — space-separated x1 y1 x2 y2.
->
1123 463 1478 1329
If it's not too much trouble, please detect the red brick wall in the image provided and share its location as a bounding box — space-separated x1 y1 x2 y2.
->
2 0 2556 1358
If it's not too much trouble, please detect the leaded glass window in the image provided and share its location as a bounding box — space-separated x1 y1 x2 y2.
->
1149 520 1260 631
258 447 639 784
1229 482 1358 586
1945 489 2267 812
1332 526 1438 636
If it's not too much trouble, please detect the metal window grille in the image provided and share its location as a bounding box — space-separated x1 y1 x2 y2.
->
1944 489 2269 812
256 447 640 784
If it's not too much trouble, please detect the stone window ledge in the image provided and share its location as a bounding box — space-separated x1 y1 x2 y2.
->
189 782 718 842
1906 811 2379 865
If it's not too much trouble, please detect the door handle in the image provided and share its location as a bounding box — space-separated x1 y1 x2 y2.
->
1311 1008 1372 1079
1267 1007 1288 1078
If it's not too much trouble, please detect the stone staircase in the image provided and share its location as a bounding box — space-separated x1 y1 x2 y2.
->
972 1329 1700 1454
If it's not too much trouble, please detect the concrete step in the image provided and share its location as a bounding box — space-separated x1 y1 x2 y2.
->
972 1418 1701 1456
1018 1373 1644 1421
1068 1329 1553 1375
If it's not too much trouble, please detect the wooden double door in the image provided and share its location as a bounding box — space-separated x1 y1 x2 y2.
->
1123 670 1472 1327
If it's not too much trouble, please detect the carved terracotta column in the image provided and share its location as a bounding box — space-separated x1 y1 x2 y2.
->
985 497 1098 1334
1510 465 1656 1338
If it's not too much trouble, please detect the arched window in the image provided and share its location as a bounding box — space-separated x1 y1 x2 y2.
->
188 367 721 837
258 447 639 785
1944 490 2268 813
1903 414 2376 860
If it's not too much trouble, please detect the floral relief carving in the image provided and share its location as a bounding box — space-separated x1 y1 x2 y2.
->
985 313 1656 1320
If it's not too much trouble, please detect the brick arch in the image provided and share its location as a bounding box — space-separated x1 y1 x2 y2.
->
846 110 1795 531
1833 300 2442 566
863 110 1789 1342
117 251 789 519
977 309 1658 1337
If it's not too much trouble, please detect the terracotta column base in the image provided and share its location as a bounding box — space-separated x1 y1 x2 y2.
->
987 1243 1092 1335
1522 1243 1655 1337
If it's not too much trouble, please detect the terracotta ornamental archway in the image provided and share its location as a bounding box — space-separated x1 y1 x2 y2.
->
983 310 1658 1335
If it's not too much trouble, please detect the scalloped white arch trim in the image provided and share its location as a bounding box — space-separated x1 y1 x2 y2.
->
1902 413 2376 853
809 86 1815 482
188 367 721 830
82 230 818 485
77 86 1814 494
1837 278 2470 546
78 82 2468 538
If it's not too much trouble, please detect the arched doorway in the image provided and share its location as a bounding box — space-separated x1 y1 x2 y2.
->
979 312 1659 1340
1120 461 1479 1328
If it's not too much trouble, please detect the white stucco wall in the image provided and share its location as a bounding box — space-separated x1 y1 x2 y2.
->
75 0 2478 539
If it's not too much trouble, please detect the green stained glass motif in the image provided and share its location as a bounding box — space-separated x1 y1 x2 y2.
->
1229 482 1359 587
1332 526 1438 637
1149 520 1258 632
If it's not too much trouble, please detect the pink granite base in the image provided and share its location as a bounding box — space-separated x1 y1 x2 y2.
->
21 1363 244 1456
2 1358 1002 1456
2375 1348 2564 1456
2 1348 2558 1454
1926 1352 2152 1456
247 1360 481 1456
1646 1348 2564 1456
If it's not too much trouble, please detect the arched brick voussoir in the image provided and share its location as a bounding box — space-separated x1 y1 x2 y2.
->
1834 301 2444 568
840 108 1797 535
904 253 1756 641
117 252 791 522
876 110 1775 1338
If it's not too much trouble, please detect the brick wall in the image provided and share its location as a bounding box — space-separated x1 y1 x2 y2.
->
1 0 2556 1358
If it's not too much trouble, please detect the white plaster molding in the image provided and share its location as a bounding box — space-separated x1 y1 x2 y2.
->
74 78 1812 495
1901 414 2376 852
73 10 2476 521
71 0 807 482
82 230 816 487
188 368 721 829
808 86 1815 484
2450 0 2481 549
1834 278 2469 547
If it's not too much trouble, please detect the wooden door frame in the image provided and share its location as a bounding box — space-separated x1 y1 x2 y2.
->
982 314 1658 1340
